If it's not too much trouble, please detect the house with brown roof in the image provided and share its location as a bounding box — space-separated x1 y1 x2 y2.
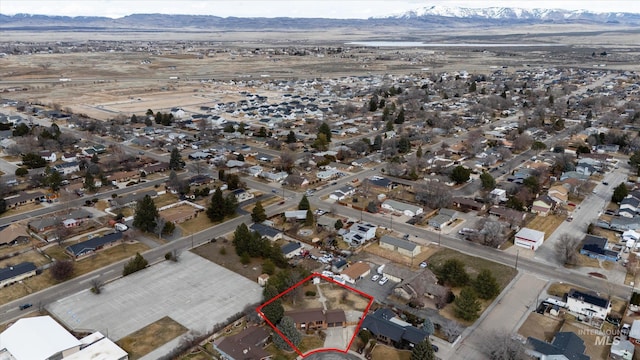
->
532 195 556 217
339 262 371 284
548 185 569 204
3 191 46 209
214 326 271 360
452 197 486 212
285 308 346 330
0 223 30 246
141 162 169 176
108 170 140 184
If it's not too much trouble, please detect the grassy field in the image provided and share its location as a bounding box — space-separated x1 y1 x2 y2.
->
0 249 50 268
370 344 412 360
525 214 566 240
0 202 42 218
298 335 325 354
179 213 218 235
427 248 518 289
116 316 188 360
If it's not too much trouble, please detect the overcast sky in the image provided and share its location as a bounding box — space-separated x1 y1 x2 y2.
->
2 0 638 19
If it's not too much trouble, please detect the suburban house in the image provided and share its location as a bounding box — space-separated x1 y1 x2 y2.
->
366 176 393 191
28 208 93 233
3 191 46 210
0 315 127 360
260 171 288 183
628 320 640 346
427 208 458 230
514 228 545 251
611 334 635 359
360 308 429 349
40 150 57 162
61 152 78 163
316 168 339 180
624 230 640 248
213 326 271 360
0 223 31 246
342 222 377 246
489 206 526 225
339 262 371 284
451 197 485 211
619 195 640 218
285 308 346 330
141 162 169 176
380 235 421 257
580 235 620 262
108 170 140 184
531 195 556 217
66 232 124 259
232 189 255 203
610 217 640 232
329 185 356 201
109 190 157 209
527 332 589 360
281 242 303 259
250 223 283 241
0 262 37 288
53 161 80 175
247 165 263 177
490 188 508 203
381 199 423 217
284 210 308 221
565 288 611 320
547 185 569 204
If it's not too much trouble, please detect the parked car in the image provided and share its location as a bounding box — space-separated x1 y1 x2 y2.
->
19 303 32 310
371 274 380 282
622 323 631 336
378 276 389 285
566 217 573 222
432 344 439 352
419 261 428 268
602 181 609 185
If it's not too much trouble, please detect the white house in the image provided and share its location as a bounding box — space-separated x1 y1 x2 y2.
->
284 210 308 220
565 288 611 320
624 230 640 248
514 227 545 251
381 199 423 217
490 188 508 203
317 168 339 180
39 151 57 162
339 262 371 284
281 242 303 259
343 222 377 246
53 161 80 175
61 152 78 163
232 189 254 203
329 185 356 201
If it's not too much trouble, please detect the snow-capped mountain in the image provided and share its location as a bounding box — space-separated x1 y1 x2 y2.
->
382 5 640 24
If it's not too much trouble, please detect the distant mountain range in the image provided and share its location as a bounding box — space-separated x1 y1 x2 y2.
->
1 6 639 31
384 5 640 24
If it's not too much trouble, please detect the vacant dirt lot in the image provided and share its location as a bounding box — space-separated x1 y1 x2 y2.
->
525 214 566 240
190 239 265 281
517 312 563 342
363 243 436 269
116 316 187 360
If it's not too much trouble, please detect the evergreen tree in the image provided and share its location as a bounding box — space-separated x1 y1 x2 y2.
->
262 286 284 324
382 106 391 122
91 153 100 163
131 114 138 123
252 201 267 223
146 109 153 116
273 316 302 351
373 135 383 150
286 131 297 144
395 107 405 124
334 219 343 230
416 146 423 158
450 166 471 184
305 209 314 226
318 122 332 143
454 287 481 321
469 81 477 92
258 126 268 138
0 199 6 215
313 133 329 150
133 195 159 232
169 147 184 170
411 339 435 360
84 172 96 191
437 259 469 287
474 269 500 300
398 136 411 153
298 195 310 210
421 318 435 336
206 188 225 222
44 167 63 192
223 192 238 216
368 97 378 112
385 120 394 132
233 223 252 256
479 172 496 190
612 183 629 203
123 252 148 276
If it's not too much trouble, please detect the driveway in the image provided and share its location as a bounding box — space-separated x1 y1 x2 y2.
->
323 325 356 351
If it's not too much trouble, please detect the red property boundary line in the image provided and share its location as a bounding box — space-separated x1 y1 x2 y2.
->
256 272 375 358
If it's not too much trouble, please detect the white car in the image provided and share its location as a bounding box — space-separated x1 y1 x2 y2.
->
371 274 380 282
378 277 389 285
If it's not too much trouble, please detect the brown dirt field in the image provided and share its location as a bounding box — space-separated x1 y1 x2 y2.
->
0 249 50 268
190 240 265 281
0 203 43 218
0 237 40 257
178 212 218 235
321 284 371 312
547 282 586 298
517 312 563 341
363 243 436 269
525 214 566 240
153 193 179 208
116 316 188 360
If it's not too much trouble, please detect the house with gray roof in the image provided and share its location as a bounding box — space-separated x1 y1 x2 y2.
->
380 235 421 257
428 208 458 229
109 190 157 209
360 309 429 350
0 262 37 288
249 223 282 241
527 332 589 360
381 199 423 217
66 232 123 258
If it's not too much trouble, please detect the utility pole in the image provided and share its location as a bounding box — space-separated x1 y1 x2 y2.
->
438 228 441 246
515 249 519 270
191 234 194 249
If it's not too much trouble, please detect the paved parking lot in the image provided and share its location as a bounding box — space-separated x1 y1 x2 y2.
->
48 251 263 341
351 263 396 302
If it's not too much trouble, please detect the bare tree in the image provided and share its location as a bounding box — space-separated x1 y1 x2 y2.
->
476 219 505 248
512 134 533 152
90 278 104 294
441 321 463 342
415 182 452 209
482 331 530 360
554 234 581 265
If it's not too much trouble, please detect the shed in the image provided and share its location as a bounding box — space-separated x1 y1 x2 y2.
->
380 235 421 257
514 227 545 251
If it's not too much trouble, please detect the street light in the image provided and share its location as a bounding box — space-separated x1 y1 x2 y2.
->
515 249 519 270
438 227 441 246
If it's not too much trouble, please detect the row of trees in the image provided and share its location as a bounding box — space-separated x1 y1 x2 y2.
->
232 223 287 267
